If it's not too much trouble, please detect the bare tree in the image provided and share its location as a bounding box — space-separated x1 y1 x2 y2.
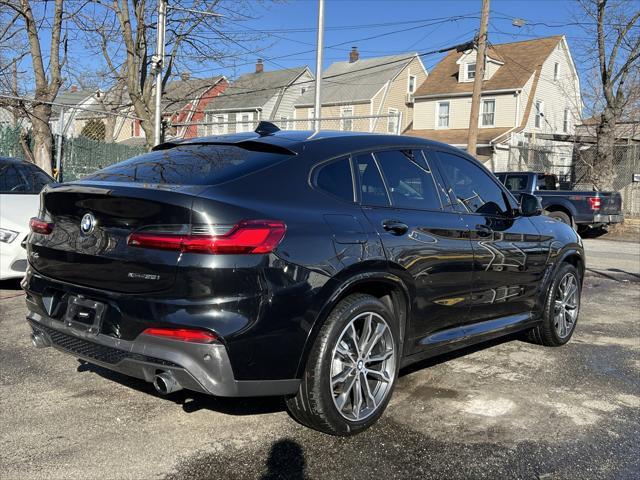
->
575 0 640 190
74 0 271 149
0 0 69 174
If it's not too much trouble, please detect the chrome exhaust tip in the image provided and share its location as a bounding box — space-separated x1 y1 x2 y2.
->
31 331 50 348
153 371 182 395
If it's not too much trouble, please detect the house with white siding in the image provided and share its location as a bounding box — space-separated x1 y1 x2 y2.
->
201 62 313 135
294 47 428 133
406 36 582 170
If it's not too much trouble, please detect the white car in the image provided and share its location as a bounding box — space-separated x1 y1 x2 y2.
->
0 157 53 280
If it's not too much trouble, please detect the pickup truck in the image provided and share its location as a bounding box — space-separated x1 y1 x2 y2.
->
495 171 623 231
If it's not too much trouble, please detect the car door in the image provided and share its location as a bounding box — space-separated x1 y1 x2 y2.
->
434 151 549 324
354 148 475 355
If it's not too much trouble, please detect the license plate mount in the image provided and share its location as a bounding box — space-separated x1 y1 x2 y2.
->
63 296 106 335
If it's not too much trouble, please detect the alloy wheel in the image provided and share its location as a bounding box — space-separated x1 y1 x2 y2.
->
330 311 396 421
554 272 580 339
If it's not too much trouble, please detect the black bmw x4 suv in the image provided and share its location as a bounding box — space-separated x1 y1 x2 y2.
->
24 124 584 436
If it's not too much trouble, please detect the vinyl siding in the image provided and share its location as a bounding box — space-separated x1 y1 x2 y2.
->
524 41 581 134
294 103 371 131
372 55 428 133
413 92 518 130
270 70 314 121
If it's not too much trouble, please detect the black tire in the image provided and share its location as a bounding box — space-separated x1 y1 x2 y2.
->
547 210 574 229
528 262 581 346
286 293 400 436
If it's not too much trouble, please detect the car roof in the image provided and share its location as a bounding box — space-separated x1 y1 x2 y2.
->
169 129 466 158
0 156 28 164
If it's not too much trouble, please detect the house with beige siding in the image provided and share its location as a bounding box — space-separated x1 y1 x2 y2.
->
294 48 427 133
407 36 582 170
201 62 313 135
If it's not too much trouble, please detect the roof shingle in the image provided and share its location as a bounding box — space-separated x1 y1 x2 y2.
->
414 36 563 98
206 67 309 111
295 53 418 107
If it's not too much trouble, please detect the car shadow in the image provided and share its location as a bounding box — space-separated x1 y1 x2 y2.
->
76 360 287 416
399 333 520 378
0 278 23 291
75 333 526 418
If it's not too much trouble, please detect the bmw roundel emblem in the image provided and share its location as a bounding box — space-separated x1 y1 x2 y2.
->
80 212 96 235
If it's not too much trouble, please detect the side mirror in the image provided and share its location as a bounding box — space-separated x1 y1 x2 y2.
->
520 193 542 217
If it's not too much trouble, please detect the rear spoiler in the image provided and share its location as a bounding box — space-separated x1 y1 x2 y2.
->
152 139 297 156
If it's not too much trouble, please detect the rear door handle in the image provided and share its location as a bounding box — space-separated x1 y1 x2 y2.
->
475 224 493 237
382 220 409 235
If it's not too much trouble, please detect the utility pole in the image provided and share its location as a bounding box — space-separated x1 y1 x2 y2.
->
153 0 168 146
313 0 325 132
467 0 490 157
12 61 18 127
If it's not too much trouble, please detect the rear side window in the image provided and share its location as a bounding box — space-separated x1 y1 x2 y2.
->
354 153 390 207
374 150 441 210
83 144 293 185
437 152 508 216
315 157 353 202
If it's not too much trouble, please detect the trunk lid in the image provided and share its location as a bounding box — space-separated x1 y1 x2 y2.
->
29 182 203 293
596 191 622 214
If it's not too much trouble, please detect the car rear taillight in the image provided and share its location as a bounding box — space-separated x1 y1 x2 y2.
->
142 327 218 343
588 197 601 210
29 217 53 235
128 219 286 254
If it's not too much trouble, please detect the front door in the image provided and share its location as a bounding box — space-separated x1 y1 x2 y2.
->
353 149 475 354
434 151 549 324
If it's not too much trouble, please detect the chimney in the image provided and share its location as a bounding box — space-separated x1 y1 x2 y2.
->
180 71 191 81
349 46 359 63
255 59 264 73
70 84 78 93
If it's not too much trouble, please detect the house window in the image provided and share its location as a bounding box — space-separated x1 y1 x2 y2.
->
408 75 417 94
237 112 254 133
466 63 476 81
534 100 544 128
341 106 354 131
280 116 289 130
481 99 495 127
437 101 450 128
388 108 399 134
553 62 560 81
308 108 315 129
563 108 570 133
205 112 227 135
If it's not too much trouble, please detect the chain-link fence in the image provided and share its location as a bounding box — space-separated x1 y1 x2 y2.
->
506 141 640 216
573 143 640 217
169 113 403 138
0 106 147 181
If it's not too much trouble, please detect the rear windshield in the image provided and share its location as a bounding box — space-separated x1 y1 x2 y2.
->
83 144 292 185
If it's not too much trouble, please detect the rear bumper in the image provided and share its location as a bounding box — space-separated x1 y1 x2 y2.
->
593 213 624 224
26 311 300 397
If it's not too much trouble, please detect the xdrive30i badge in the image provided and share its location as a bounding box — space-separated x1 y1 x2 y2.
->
80 212 96 235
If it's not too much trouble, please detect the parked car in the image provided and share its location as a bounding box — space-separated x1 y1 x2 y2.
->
24 124 584 436
495 171 623 231
0 157 54 280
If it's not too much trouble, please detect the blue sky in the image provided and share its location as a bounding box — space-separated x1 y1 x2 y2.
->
19 0 595 91
211 0 591 78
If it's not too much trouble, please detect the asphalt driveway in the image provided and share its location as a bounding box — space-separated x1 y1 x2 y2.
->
1 241 639 480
